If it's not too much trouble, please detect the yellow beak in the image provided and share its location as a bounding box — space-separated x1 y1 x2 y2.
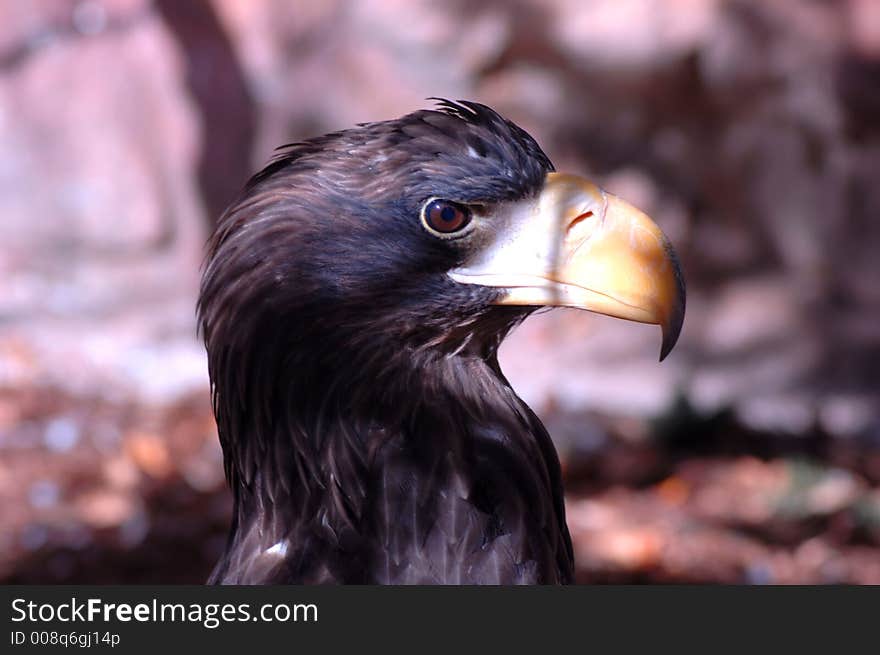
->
449 172 685 360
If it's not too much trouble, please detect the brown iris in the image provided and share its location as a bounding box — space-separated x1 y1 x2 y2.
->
423 199 472 235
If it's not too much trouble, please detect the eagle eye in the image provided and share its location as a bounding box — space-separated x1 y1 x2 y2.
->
421 199 472 237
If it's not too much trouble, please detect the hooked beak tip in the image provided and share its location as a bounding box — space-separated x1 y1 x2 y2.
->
658 243 686 362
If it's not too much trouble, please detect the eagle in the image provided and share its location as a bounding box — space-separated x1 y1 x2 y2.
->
198 100 684 584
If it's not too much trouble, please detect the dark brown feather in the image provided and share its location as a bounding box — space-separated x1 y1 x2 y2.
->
199 101 573 584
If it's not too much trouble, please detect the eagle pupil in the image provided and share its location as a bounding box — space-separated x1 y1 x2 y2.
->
423 199 471 235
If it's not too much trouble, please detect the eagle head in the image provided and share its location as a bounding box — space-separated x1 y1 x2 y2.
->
197 100 684 584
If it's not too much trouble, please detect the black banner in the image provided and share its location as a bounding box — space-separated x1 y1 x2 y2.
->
1 586 874 652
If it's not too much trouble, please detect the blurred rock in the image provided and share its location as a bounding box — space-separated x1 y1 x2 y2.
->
0 0 206 400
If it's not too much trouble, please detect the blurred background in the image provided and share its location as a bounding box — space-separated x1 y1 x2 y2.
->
1 0 879 583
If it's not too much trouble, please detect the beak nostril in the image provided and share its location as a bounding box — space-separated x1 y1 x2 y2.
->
568 210 593 233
